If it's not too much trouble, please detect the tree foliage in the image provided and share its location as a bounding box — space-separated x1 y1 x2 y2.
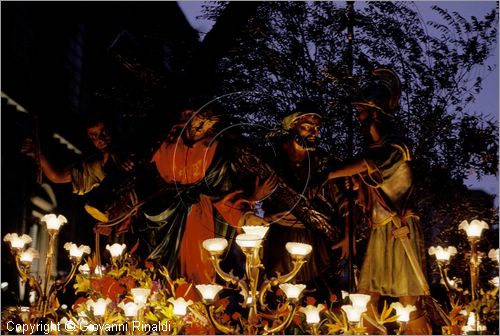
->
202 0 499 284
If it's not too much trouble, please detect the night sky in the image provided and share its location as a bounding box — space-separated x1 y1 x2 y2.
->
178 1 499 205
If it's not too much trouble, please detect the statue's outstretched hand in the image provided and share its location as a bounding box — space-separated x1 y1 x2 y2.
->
251 173 278 201
332 236 356 259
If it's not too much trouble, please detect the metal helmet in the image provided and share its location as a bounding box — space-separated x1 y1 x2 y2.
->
352 67 401 117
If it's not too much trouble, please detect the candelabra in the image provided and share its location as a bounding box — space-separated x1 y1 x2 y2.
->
339 293 372 334
3 214 90 320
198 224 311 334
458 219 489 301
428 245 458 294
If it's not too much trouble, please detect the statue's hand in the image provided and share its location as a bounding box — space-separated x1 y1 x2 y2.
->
250 173 278 202
332 236 356 259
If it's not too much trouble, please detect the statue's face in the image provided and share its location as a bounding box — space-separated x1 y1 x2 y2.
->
87 122 112 153
355 105 375 133
355 105 370 123
185 112 220 142
293 114 321 147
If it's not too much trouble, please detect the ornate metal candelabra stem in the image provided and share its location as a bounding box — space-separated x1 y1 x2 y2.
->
469 238 479 301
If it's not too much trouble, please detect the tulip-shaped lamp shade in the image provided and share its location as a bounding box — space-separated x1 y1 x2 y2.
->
390 302 416 322
64 243 91 259
341 305 366 323
242 225 269 239
428 246 458 262
459 219 488 238
488 248 499 263
106 243 126 258
87 298 111 317
78 263 90 275
235 234 262 250
461 312 487 333
279 284 306 301
348 293 371 309
490 276 499 287
119 302 139 318
19 248 39 264
131 288 151 306
285 242 313 259
41 214 67 232
3 233 32 250
195 284 223 302
94 265 104 276
202 238 228 255
299 304 324 324
168 297 193 316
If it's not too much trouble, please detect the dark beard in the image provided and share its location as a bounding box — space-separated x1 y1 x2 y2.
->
293 134 317 151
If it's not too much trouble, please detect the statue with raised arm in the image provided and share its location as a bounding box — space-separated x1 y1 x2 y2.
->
327 68 431 334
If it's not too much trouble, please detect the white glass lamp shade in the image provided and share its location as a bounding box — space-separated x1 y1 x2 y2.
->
299 304 324 324
235 234 262 249
78 263 90 274
105 243 126 258
279 284 306 301
19 248 39 263
168 297 193 316
64 243 91 259
202 238 228 254
3 233 32 250
341 290 349 300
285 242 312 258
41 214 67 231
462 312 487 333
428 246 458 262
87 298 111 317
195 284 223 302
459 219 488 238
119 301 139 318
242 225 269 239
94 265 104 276
489 276 499 287
349 293 371 309
390 302 417 322
488 248 499 263
131 288 151 306
341 305 366 323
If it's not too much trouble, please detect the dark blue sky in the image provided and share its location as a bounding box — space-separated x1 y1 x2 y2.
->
178 1 499 205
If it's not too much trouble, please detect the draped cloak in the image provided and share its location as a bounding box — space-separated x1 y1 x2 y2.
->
144 135 244 284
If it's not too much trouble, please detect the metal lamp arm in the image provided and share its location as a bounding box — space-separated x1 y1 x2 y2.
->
262 303 297 335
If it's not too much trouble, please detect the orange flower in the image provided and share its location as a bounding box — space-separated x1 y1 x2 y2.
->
100 276 126 302
329 293 337 302
292 315 303 326
72 296 88 310
221 313 230 323
306 296 316 306
119 276 136 291
231 312 241 320
214 297 230 309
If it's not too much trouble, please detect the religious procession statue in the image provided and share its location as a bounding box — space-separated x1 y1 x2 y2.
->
327 68 432 334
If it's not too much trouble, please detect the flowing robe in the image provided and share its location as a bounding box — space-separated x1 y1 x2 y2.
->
145 135 243 284
356 138 426 296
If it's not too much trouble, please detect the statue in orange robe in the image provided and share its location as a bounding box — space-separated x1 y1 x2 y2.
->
143 107 247 284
